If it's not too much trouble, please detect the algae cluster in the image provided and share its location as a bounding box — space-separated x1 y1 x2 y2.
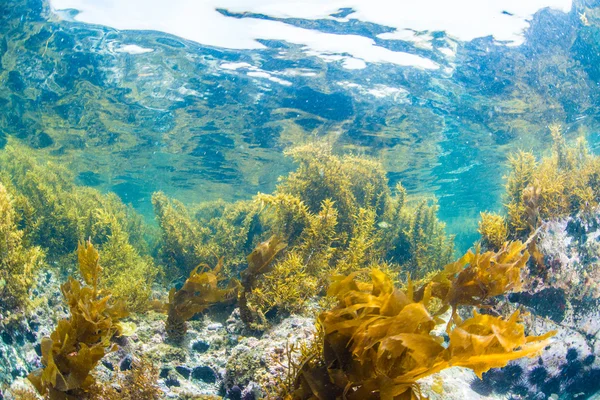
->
28 240 129 399
0 139 558 399
154 143 454 326
0 146 158 312
283 242 554 400
479 125 600 247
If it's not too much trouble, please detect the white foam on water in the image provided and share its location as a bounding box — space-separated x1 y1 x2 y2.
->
50 0 572 69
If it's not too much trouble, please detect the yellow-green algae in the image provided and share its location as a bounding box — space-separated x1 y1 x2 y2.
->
0 182 44 312
0 145 158 311
153 142 454 327
479 124 600 245
0 140 560 399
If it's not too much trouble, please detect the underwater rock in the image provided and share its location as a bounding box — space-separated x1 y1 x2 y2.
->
192 339 210 353
191 366 216 383
176 365 192 379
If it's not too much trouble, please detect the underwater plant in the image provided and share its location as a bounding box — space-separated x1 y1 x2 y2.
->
284 241 555 399
152 143 454 328
0 183 44 311
247 144 453 323
88 358 163 400
238 235 287 331
152 192 263 279
478 211 508 250
28 240 129 399
0 146 158 311
500 125 600 239
165 258 238 343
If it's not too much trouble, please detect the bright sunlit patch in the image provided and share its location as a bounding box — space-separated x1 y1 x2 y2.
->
114 44 154 54
50 0 571 68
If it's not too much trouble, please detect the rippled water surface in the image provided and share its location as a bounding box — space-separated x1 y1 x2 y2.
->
2 0 600 250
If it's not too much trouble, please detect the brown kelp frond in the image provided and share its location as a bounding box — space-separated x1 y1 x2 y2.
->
448 310 555 378
419 240 528 311
287 245 555 399
28 240 128 399
0 182 45 311
246 235 287 277
165 258 238 343
239 236 287 330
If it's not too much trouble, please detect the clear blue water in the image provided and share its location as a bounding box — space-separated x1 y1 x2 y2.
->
4 0 600 252
3 1 600 398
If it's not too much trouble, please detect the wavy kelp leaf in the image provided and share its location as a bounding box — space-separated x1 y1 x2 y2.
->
78 239 101 291
289 243 555 400
28 241 128 398
448 311 556 377
239 235 287 330
417 240 528 311
165 257 238 343
246 235 287 276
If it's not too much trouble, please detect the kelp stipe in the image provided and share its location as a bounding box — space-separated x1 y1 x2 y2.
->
27 240 128 399
164 258 238 344
285 242 556 400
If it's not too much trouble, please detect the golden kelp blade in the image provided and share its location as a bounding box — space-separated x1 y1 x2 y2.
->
247 235 287 275
289 241 555 400
78 239 101 292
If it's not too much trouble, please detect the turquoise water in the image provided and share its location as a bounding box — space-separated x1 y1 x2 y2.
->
3 1 600 399
3 0 599 251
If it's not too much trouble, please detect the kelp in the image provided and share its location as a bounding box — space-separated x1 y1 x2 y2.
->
239 235 287 330
28 240 128 399
165 258 238 343
151 143 453 326
287 241 555 400
248 145 452 321
0 146 158 311
0 183 44 311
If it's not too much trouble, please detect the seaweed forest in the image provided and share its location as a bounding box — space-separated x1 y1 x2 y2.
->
4 129 596 399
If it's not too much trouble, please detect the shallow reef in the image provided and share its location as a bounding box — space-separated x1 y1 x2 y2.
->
1 138 599 399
